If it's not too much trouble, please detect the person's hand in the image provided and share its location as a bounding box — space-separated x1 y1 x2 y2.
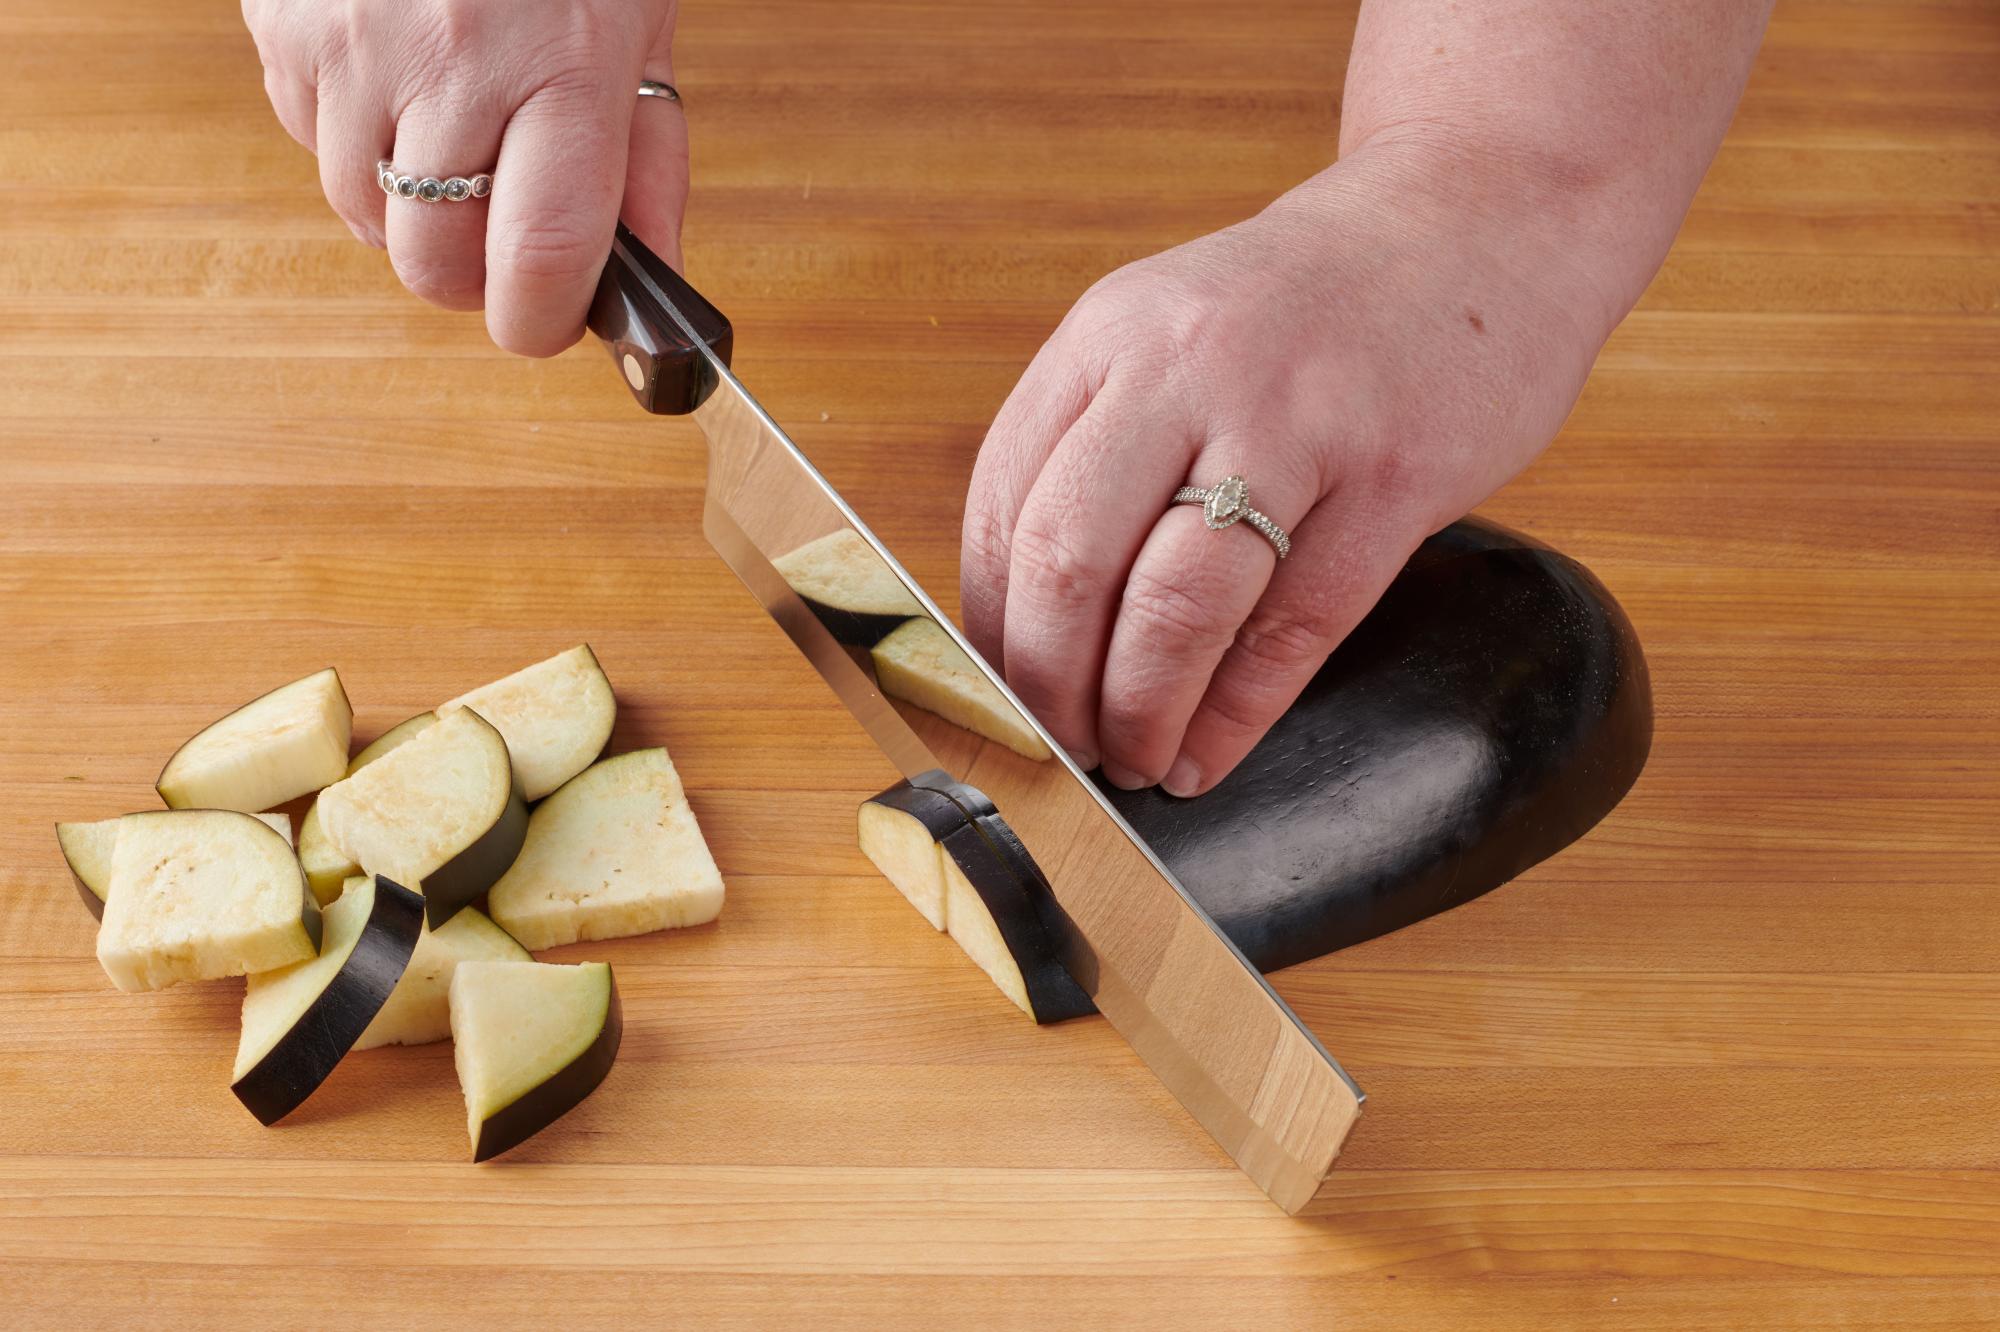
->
961 141 1615 796
242 0 686 355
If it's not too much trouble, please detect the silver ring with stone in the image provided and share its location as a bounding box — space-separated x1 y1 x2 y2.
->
377 161 492 203
1170 475 1292 559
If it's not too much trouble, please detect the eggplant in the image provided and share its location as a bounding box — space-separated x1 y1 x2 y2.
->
57 812 290 921
870 618 1053 761
297 711 439 905
231 874 424 1125
859 777 1092 1023
484 748 723 951
314 707 528 928
353 887 529 1050
773 528 923 646
439 646 615 801
155 667 352 814
450 960 622 1162
94 810 321 993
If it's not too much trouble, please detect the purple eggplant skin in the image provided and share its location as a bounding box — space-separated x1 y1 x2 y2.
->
231 876 424 1127
423 775 529 929
800 598 914 649
865 780 972 843
936 818 1096 1025
473 978 623 1163
1099 516 1653 973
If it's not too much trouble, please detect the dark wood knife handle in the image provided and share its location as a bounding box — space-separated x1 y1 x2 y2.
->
587 223 734 415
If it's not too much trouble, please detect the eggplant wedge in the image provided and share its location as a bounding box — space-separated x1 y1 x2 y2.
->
95 810 321 992
485 748 723 951
297 712 439 906
58 812 290 921
231 875 424 1125
858 776 1092 1023
314 707 528 928
353 887 529 1050
156 667 352 813
439 646 615 801
870 619 1052 761
773 529 923 646
450 959 622 1162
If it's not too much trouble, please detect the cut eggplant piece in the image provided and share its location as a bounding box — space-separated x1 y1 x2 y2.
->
354 893 529 1050
857 775 1092 1023
296 712 439 906
95 810 321 992
438 646 615 801
870 619 1052 761
156 668 352 814
856 783 966 932
485 748 723 950
231 875 424 1125
774 529 924 646
314 707 528 928
450 959 622 1162
58 812 290 920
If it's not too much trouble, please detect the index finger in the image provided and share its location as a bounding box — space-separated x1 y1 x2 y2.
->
484 80 635 357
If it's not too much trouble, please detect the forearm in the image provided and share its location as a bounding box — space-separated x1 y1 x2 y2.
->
1322 0 1773 338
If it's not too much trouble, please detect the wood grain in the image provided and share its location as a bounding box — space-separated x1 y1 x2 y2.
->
1 0 1996 1325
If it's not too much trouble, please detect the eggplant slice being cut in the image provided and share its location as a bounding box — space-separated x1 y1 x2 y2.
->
439 646 616 801
870 619 1052 761
297 711 438 906
451 959 622 1162
231 875 424 1125
485 748 723 951
156 667 353 814
314 707 528 928
353 888 530 1050
773 529 924 646
58 811 290 921
95 810 321 993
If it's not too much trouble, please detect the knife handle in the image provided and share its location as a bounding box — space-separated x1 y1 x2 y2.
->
587 223 734 415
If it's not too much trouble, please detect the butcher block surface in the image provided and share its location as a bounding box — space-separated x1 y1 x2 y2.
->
1 0 1996 1326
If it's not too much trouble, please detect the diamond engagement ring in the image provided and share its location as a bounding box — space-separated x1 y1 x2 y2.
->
377 162 491 203
1170 475 1292 559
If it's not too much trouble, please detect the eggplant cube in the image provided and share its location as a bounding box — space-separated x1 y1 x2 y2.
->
451 959 622 1162
296 712 439 906
58 811 290 920
439 646 615 801
870 619 1052 761
95 810 321 992
155 667 352 813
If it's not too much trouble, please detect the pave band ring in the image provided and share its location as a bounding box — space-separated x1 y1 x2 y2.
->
1170 475 1292 559
377 161 491 203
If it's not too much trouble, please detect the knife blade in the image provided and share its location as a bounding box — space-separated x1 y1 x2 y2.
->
588 225 1363 1212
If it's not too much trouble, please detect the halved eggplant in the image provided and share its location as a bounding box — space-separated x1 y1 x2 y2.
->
314 707 528 928
58 812 290 921
485 748 723 951
231 874 424 1125
353 886 529 1050
297 712 439 905
155 668 352 813
870 619 1052 761
450 959 622 1162
858 776 1092 1023
439 646 615 801
773 529 924 646
95 809 321 992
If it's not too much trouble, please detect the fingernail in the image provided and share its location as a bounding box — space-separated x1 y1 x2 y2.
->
1065 747 1100 771
1099 761 1152 791
1161 756 1202 798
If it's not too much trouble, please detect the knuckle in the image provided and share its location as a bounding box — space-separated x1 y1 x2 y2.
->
489 216 604 288
1233 606 1338 676
1009 516 1107 611
391 249 483 308
1120 564 1237 659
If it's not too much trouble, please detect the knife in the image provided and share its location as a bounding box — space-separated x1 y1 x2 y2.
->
587 225 1363 1213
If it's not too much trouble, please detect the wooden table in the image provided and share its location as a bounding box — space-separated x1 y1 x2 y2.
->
3 0 1996 1325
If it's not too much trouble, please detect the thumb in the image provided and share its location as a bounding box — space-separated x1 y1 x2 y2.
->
622 20 689 271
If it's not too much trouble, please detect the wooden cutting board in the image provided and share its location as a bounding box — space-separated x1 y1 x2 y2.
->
1 0 1996 1326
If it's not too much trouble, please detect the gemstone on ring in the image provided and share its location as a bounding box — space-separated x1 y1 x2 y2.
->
444 176 473 202
394 175 419 199
470 174 492 198
1203 475 1251 530
416 177 445 203
377 164 397 194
